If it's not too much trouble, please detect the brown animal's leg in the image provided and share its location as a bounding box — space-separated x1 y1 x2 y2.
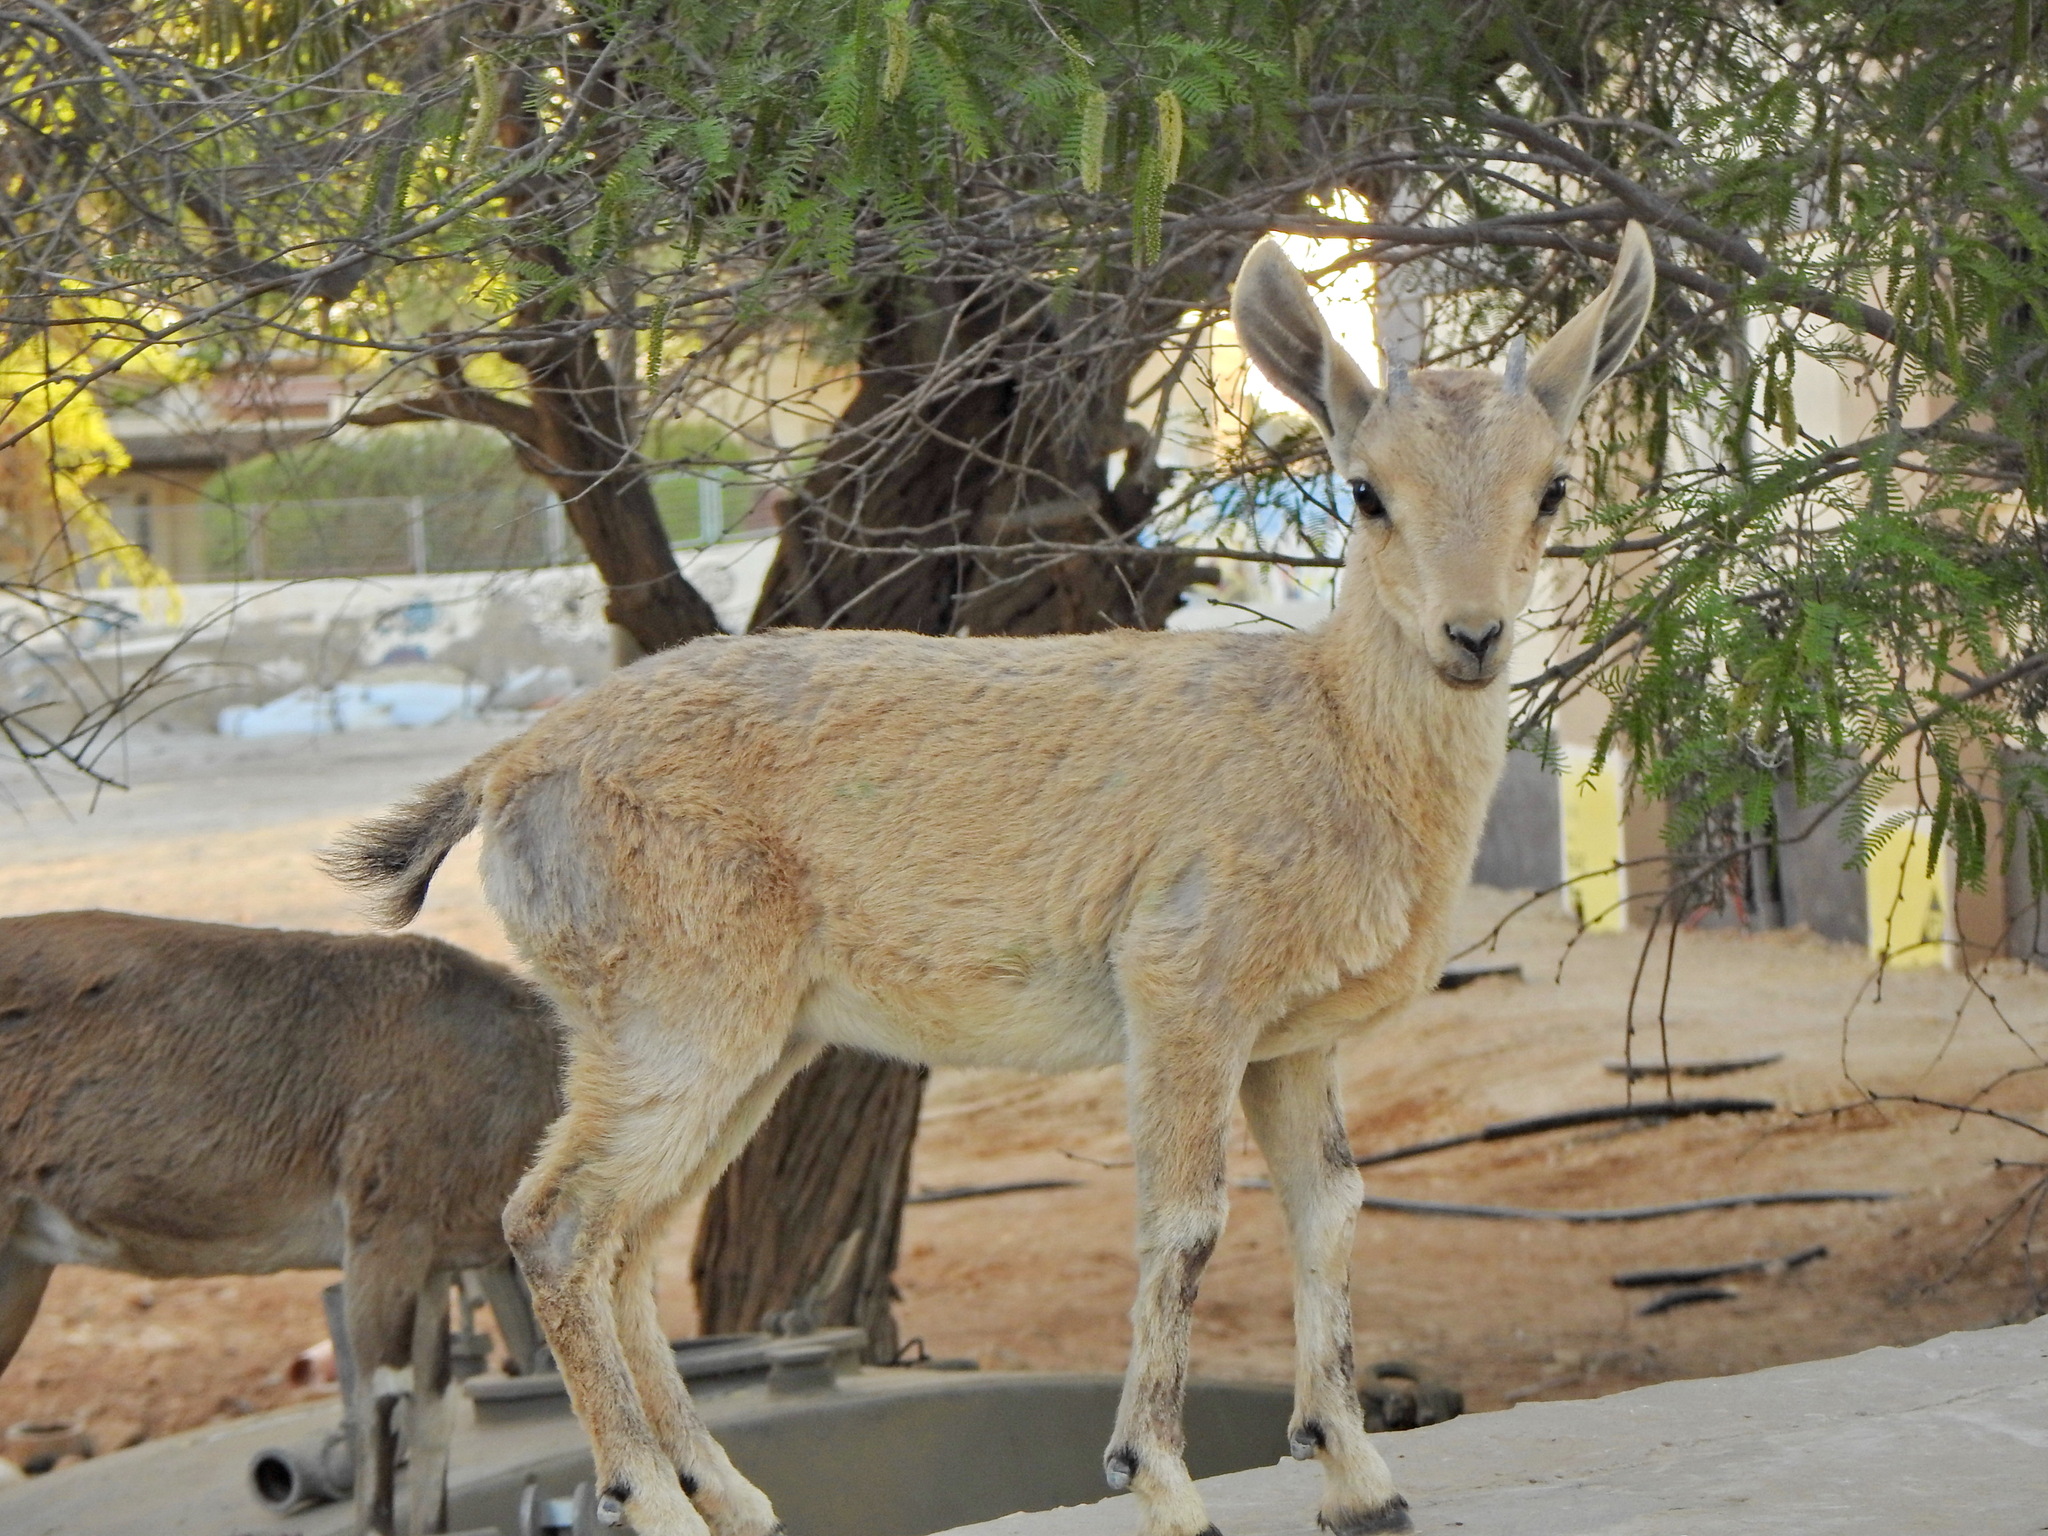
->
404 1270 455 1536
505 1022 794 1536
472 1258 548 1376
343 1251 427 1536
1240 1050 1407 1535
0 1239 53 1377
612 1040 821 1536
1106 1025 1245 1536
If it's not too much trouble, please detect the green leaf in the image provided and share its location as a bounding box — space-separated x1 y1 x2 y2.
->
459 55 502 169
1078 87 1108 193
645 296 670 387
1133 143 1163 268
1154 89 1184 190
882 3 914 103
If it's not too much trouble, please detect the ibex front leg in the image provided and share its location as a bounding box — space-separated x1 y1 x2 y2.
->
1240 1049 1408 1534
1106 1022 1244 1536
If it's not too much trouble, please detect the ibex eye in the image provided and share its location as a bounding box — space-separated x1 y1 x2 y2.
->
1538 476 1568 517
1350 480 1389 522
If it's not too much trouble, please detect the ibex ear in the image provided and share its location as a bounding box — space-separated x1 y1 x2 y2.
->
1525 221 1656 430
1232 239 1379 449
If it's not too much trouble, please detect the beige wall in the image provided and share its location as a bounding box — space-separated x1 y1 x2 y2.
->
94 466 215 584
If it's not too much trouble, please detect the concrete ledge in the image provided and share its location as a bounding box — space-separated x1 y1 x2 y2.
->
0 1370 1291 1536
944 1316 2048 1535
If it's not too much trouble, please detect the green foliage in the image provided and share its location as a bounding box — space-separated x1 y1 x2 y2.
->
1483 4 2048 893
1093 1 2048 901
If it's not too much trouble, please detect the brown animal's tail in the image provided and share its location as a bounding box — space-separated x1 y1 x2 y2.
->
321 743 512 927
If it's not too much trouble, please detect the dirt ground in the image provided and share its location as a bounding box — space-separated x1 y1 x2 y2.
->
3 721 2045 1463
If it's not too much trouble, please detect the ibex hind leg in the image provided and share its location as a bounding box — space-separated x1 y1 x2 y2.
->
485 753 811 1535
471 1257 548 1376
612 1041 820 1536
1240 1051 1407 1535
404 1269 457 1536
504 996 799 1536
342 1247 434 1536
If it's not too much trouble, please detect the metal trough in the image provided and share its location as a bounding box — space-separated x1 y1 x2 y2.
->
0 1334 1292 1536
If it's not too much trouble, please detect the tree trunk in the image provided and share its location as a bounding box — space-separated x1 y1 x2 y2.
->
498 328 725 654
689 1053 927 1358
356 54 726 660
350 327 723 656
693 273 1191 1359
753 277 1189 638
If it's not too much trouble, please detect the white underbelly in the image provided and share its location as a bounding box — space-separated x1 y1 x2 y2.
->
12 1197 346 1277
795 975 1127 1073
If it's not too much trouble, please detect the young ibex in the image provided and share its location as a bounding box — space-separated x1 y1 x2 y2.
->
0 911 561 1536
330 225 1654 1536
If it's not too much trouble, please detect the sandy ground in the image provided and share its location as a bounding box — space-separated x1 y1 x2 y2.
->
2 720 2045 1463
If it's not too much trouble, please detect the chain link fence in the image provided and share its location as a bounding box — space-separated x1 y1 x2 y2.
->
200 474 751 581
202 495 562 580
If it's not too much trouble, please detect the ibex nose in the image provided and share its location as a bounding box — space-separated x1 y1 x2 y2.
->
1444 620 1503 663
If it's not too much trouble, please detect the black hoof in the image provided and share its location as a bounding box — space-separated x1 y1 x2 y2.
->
1319 1495 1412 1535
1103 1445 1139 1492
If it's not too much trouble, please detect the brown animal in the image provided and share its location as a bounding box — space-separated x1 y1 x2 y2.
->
329 224 1655 1536
0 911 560 1535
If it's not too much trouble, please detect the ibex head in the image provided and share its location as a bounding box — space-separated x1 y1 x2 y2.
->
1232 223 1655 689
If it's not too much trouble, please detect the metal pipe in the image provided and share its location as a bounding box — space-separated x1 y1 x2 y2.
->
248 1426 352 1514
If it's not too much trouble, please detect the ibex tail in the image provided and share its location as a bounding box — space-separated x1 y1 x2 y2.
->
322 741 514 927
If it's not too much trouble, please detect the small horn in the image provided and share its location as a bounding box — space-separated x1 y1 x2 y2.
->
1386 361 1412 401
1503 336 1528 393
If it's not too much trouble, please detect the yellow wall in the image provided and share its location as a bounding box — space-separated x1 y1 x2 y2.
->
1561 749 1626 933
1865 813 1950 968
95 467 212 582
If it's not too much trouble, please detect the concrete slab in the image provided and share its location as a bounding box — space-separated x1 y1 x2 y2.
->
945 1316 2048 1536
